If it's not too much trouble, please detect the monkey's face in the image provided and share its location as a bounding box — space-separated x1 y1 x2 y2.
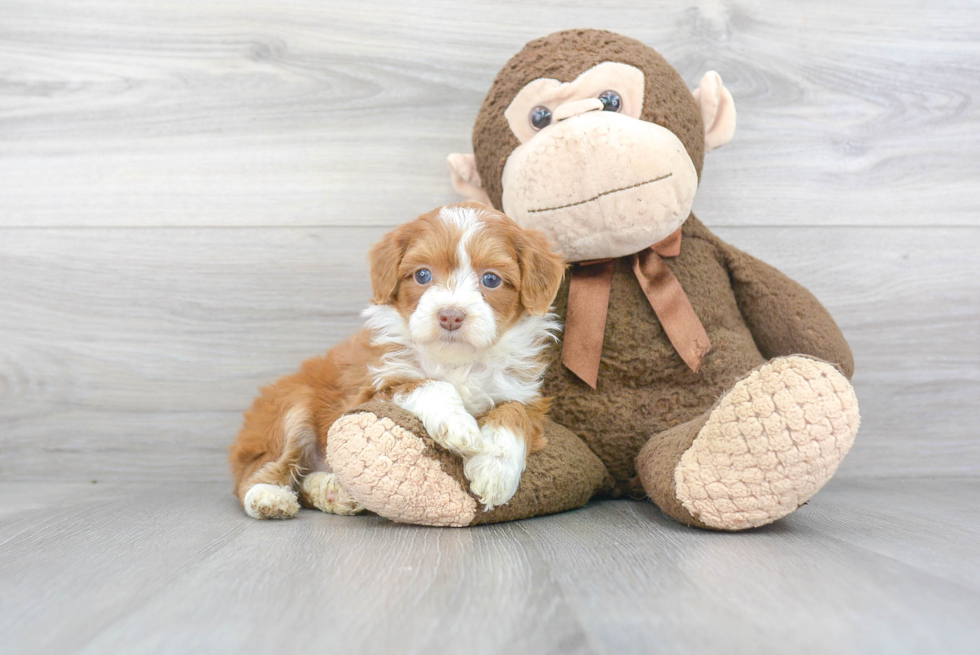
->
499 62 698 262
449 30 735 262
449 31 736 264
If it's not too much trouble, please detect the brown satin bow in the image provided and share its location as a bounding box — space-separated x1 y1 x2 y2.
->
561 229 712 388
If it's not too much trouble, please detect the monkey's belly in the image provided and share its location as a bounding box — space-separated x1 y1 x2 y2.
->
543 326 767 487
543 250 768 489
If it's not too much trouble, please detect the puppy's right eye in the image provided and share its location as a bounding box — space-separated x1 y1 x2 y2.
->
414 269 432 284
481 272 502 289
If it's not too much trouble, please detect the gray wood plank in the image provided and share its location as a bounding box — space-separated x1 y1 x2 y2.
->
804 478 980 589
0 482 594 655
1 1 977 227
1 226 977 482
0 480 977 655
518 485 980 655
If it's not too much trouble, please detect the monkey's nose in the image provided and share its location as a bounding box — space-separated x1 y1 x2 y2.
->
438 308 466 332
553 97 604 122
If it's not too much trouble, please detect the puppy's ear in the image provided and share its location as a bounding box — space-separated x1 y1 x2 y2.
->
517 228 566 316
368 224 411 304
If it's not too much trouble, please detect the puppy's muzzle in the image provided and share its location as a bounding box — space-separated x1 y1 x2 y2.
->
438 307 466 332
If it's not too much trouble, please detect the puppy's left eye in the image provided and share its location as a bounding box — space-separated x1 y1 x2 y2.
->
481 272 502 289
414 269 432 284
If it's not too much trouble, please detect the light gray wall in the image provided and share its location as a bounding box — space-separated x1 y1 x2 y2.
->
2 0 978 482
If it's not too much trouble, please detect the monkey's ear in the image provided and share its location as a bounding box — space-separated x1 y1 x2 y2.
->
517 228 566 316
447 153 493 207
692 71 736 152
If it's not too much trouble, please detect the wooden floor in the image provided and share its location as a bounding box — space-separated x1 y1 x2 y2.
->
2 1 979 653
2 479 979 654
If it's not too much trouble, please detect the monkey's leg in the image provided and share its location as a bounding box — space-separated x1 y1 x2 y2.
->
326 399 612 527
636 355 860 531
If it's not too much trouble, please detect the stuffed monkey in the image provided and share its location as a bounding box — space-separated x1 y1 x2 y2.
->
326 30 860 530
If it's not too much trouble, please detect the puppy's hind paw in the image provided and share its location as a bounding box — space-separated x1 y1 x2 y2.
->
243 483 300 520
301 471 364 516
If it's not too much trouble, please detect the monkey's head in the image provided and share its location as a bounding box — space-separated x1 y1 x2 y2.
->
448 29 736 263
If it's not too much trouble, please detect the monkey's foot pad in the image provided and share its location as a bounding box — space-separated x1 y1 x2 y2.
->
327 412 478 527
675 356 860 531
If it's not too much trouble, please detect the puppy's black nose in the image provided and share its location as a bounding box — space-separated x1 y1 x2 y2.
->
438 308 466 332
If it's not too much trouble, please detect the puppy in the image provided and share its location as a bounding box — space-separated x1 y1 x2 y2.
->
229 202 565 519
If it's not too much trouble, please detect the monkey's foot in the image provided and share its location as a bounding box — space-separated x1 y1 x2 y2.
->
326 400 611 527
639 356 860 531
327 405 478 527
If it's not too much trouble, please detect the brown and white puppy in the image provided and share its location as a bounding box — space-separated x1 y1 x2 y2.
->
229 202 565 519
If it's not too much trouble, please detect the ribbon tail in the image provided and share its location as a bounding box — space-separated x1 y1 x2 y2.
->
633 250 711 373
562 261 615 388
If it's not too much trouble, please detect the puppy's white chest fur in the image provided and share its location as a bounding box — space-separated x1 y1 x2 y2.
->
363 304 559 415
420 359 526 416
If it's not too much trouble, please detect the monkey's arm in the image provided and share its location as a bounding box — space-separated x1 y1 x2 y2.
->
724 245 855 379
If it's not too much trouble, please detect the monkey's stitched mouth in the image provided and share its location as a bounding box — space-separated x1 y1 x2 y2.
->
526 173 673 214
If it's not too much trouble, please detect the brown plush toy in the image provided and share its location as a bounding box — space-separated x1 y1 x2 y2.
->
326 29 860 530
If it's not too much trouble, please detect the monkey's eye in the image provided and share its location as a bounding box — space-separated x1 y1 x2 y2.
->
598 90 622 112
481 272 502 289
414 268 432 284
529 105 552 131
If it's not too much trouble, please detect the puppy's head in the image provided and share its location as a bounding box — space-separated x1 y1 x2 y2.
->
369 202 565 356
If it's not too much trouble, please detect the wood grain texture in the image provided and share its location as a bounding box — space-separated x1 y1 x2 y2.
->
0 1 978 227
0 480 977 655
1 225 976 482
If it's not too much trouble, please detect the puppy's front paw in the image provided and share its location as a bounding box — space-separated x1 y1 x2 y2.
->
393 380 482 456
243 483 300 520
463 425 526 511
430 411 483 456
